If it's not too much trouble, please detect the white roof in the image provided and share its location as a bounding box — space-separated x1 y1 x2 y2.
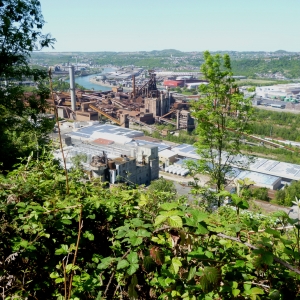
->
159 149 177 158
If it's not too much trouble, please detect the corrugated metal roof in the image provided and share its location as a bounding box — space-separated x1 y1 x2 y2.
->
171 143 300 180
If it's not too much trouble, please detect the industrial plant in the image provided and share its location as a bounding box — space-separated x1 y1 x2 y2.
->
49 66 195 133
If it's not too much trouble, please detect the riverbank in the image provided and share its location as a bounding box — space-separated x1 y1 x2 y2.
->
89 77 133 92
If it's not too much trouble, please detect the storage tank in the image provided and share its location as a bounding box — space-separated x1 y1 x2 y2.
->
171 167 179 174
177 168 184 175
181 169 189 176
167 166 174 173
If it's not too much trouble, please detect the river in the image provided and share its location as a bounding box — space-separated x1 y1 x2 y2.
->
74 67 116 92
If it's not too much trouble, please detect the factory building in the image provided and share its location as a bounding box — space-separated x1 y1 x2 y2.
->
54 141 159 186
170 143 300 190
53 124 161 185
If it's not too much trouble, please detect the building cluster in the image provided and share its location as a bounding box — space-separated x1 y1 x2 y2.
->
54 122 300 190
255 83 300 101
48 67 195 133
54 124 162 185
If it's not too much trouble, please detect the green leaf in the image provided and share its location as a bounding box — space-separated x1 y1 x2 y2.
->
203 267 220 283
96 291 103 300
55 277 65 283
55 244 68 255
117 259 129 270
143 256 156 272
60 219 72 225
269 290 281 300
249 287 264 295
232 289 240 297
19 240 29 248
130 236 143 246
187 266 197 281
265 228 280 238
272 210 289 219
127 263 139 275
136 229 151 238
160 202 178 211
131 218 145 227
262 252 273 265
98 257 114 270
235 260 245 268
195 223 209 235
154 215 168 226
205 251 214 259
191 210 208 222
128 275 138 300
83 231 94 241
160 210 182 217
127 252 139 264
50 271 60 279
170 257 182 274
168 215 183 228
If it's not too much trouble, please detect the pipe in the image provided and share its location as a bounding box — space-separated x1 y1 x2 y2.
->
69 66 76 112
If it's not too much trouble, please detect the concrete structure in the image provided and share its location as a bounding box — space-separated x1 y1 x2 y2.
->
54 142 159 186
158 149 177 165
76 111 98 121
144 93 169 118
53 124 163 185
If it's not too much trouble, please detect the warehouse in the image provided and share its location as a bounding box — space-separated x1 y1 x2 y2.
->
171 143 300 188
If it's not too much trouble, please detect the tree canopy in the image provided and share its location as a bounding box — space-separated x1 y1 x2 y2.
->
0 0 55 171
190 51 253 206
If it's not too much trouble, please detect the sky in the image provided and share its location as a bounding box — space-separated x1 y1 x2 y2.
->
39 0 300 52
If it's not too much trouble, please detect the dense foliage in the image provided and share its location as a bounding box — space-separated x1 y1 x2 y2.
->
231 57 300 79
250 109 300 142
0 0 55 171
1 155 300 299
275 181 300 207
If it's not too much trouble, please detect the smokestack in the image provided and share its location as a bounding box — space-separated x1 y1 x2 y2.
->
132 75 135 98
176 110 180 130
69 66 76 112
167 87 170 111
160 91 164 116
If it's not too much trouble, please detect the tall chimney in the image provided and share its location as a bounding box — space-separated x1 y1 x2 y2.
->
132 75 136 98
176 110 180 130
160 91 164 116
69 66 76 112
167 87 170 111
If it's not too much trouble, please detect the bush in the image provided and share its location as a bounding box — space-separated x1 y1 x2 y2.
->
252 187 270 201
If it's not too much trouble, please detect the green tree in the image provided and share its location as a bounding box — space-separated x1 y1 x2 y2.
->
191 51 253 206
0 0 55 171
148 177 177 194
275 180 300 206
